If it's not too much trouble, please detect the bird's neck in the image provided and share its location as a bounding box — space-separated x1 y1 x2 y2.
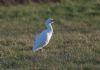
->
46 24 53 32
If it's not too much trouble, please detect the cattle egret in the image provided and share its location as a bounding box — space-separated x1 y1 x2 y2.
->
32 18 54 52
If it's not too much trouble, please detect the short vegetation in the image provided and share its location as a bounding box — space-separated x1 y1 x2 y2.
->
0 0 100 70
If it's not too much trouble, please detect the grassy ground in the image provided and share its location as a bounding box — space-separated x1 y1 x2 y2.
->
0 0 100 70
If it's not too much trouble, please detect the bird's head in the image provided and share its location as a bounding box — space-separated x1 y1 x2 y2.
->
45 18 54 24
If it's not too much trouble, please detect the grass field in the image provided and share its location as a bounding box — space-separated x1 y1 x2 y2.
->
0 0 100 70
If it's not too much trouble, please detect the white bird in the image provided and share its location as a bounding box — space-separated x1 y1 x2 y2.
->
32 18 54 52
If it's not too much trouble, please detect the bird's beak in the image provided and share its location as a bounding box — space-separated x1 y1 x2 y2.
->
51 19 55 23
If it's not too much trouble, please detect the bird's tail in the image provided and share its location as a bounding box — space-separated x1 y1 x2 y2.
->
32 47 37 52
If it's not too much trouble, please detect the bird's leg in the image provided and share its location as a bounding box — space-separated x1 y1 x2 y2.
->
37 49 43 57
40 48 44 52
39 49 44 57
39 49 47 58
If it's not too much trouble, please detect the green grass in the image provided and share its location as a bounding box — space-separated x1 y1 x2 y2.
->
0 0 100 70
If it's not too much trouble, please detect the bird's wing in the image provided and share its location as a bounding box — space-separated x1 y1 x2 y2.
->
33 30 47 51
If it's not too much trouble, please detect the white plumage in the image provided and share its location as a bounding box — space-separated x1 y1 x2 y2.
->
32 18 54 52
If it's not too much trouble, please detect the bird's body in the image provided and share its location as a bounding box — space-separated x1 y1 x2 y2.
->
32 18 54 52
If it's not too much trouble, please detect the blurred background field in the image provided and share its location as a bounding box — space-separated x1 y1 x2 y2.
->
0 0 100 70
